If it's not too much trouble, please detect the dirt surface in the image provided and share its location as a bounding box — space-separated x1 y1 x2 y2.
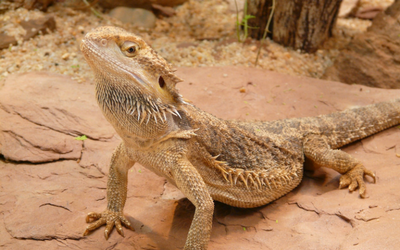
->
1 67 400 250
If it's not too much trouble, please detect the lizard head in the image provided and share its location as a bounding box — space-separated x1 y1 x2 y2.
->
80 26 183 108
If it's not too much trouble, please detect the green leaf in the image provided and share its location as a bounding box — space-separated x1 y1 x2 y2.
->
243 227 246 231
75 135 87 140
244 15 256 19
138 169 142 173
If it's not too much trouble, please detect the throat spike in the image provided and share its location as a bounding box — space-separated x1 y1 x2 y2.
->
146 114 151 124
157 112 164 122
153 113 158 124
136 103 141 121
139 111 147 124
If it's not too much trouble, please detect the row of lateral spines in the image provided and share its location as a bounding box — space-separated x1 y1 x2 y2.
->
214 161 298 191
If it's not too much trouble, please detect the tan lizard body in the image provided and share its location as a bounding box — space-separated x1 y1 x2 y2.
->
80 26 400 249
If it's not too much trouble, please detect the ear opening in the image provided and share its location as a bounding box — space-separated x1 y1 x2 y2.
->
159 76 166 88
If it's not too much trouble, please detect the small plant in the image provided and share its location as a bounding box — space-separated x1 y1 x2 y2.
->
235 0 258 42
75 135 87 140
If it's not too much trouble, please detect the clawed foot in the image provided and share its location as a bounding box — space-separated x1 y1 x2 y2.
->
83 210 134 239
339 164 376 198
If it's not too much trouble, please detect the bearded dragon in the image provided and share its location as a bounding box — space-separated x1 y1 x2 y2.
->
80 26 400 250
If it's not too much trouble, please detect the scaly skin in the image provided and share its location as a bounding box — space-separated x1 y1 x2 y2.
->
80 26 400 249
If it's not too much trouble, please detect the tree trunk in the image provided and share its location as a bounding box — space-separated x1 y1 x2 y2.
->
247 0 274 40
247 0 342 53
273 0 342 52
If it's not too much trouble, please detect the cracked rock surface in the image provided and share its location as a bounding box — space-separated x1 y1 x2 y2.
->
1 68 400 249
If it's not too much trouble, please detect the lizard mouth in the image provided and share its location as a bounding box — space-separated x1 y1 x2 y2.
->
81 38 149 88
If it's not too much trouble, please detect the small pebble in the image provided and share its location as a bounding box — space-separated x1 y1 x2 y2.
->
62 53 69 60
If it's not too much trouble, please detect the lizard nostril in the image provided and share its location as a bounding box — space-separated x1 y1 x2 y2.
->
100 39 107 47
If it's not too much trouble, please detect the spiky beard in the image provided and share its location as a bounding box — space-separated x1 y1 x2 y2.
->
95 77 182 125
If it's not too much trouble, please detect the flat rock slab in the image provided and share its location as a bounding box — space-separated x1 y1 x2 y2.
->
0 72 115 163
1 67 400 250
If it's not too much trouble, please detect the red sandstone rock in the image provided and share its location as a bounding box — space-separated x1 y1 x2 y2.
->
1 68 400 249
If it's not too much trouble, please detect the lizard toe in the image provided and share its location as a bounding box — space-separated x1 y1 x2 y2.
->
83 210 134 238
120 216 135 231
339 164 374 198
115 219 125 237
104 221 114 240
339 175 351 189
364 169 376 183
86 212 102 223
84 217 106 236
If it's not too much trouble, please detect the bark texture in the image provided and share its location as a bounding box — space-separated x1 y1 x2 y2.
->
247 0 342 52
273 0 342 52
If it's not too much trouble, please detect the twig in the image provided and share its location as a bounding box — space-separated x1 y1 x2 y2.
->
235 0 240 42
255 0 275 66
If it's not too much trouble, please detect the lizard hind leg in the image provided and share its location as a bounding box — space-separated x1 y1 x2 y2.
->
303 134 376 198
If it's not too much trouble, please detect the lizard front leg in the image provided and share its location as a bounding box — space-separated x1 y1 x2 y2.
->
172 158 214 250
303 134 376 198
84 142 135 239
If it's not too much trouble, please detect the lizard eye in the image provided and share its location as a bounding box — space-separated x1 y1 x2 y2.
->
121 41 139 57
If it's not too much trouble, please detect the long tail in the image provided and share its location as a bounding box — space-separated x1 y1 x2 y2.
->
311 99 400 149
